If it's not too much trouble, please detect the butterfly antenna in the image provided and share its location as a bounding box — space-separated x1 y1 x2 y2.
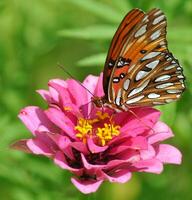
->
57 63 96 98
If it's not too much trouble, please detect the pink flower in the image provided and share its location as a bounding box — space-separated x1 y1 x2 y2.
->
12 73 182 194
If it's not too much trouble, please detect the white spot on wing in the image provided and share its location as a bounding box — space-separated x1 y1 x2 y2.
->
115 89 122 106
146 60 159 69
165 99 176 103
176 94 181 98
142 15 149 22
123 79 130 90
164 65 176 70
180 79 184 84
148 93 160 99
135 25 147 38
167 89 182 94
109 62 113 67
128 80 150 97
154 10 162 16
160 41 165 45
141 52 160 61
117 60 124 67
166 57 172 61
156 83 174 89
136 71 148 81
155 75 171 82
126 95 144 104
177 75 184 79
153 15 165 25
113 78 120 83
151 30 161 40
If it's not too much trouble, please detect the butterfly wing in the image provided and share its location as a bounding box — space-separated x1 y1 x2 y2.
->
103 8 145 98
103 8 185 108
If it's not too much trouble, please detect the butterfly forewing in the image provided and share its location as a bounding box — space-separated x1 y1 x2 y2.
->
103 8 185 109
103 9 145 99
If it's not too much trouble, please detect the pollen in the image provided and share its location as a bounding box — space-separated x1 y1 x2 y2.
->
96 123 120 146
64 106 72 111
74 112 121 146
75 118 93 144
96 111 109 120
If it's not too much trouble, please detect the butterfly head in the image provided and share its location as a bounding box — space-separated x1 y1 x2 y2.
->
91 96 107 108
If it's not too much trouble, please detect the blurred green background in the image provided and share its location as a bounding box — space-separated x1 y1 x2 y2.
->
0 0 192 199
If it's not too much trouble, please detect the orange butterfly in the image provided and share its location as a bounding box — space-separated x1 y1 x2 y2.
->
92 8 185 111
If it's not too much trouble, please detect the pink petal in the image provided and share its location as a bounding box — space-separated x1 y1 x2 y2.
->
119 107 161 136
127 136 148 150
27 138 53 156
83 75 98 96
109 135 148 150
82 75 99 115
53 135 71 150
108 145 131 155
148 121 174 144
71 177 103 194
94 73 104 97
103 169 132 183
18 106 57 135
131 159 163 174
45 108 76 139
70 142 89 155
48 82 74 107
49 134 75 160
114 150 140 163
156 144 182 164
48 79 67 103
81 153 105 170
66 79 88 107
87 138 108 153
54 151 83 175
108 136 148 157
49 79 68 87
140 145 156 160
36 89 53 103
104 159 130 170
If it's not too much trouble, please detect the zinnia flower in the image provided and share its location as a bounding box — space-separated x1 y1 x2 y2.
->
12 73 182 194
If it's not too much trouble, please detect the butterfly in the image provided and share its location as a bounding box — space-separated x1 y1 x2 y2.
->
92 8 185 111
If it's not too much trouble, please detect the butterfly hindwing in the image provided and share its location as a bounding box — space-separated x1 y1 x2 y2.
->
122 53 185 107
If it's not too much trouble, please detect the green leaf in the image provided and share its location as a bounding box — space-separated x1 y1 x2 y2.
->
77 53 106 67
64 0 122 23
157 102 177 126
169 27 192 43
58 25 115 40
110 0 131 13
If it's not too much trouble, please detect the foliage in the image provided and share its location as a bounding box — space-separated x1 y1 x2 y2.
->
0 0 192 199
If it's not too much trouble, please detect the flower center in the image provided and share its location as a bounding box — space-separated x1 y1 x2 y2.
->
75 111 120 146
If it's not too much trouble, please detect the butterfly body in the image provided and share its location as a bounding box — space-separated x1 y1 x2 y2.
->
92 8 185 110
